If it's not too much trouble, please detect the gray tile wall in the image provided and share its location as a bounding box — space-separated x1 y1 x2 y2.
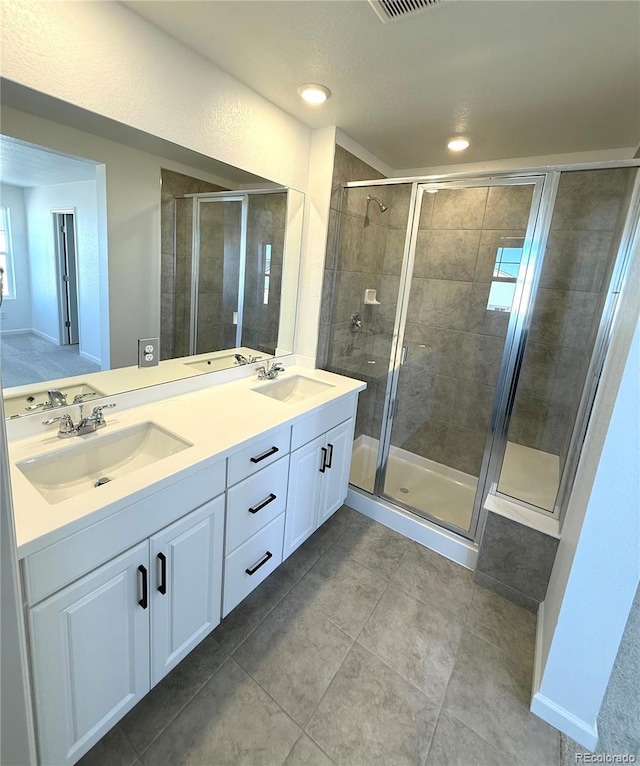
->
508 168 633 471
242 193 287 355
474 511 559 611
160 169 226 360
391 185 532 476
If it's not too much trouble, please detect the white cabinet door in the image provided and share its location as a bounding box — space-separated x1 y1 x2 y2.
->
150 496 224 685
283 434 324 559
318 418 355 525
29 542 150 766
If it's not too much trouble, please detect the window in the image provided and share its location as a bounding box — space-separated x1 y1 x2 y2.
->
0 207 16 300
262 243 272 305
487 238 524 312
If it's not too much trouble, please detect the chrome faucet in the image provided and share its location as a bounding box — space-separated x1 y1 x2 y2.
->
25 389 69 411
43 403 117 438
256 361 284 380
234 353 261 365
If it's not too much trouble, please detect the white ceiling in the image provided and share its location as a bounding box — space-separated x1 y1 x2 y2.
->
124 0 640 171
0 135 97 188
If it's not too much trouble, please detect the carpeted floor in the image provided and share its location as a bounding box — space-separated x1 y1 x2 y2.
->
0 332 101 389
561 584 640 764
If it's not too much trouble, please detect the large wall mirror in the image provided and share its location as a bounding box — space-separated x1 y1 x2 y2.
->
0 97 304 419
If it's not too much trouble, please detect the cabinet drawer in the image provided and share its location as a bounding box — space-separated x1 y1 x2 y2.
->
226 456 289 553
223 513 284 617
227 425 290 486
291 394 357 451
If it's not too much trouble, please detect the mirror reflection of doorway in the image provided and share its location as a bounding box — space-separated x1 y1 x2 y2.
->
52 210 79 346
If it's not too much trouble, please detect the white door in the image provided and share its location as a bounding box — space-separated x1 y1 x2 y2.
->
150 496 224 685
29 542 150 766
319 419 355 525
283 434 324 558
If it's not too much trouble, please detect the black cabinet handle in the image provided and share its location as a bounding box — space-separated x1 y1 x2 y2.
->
157 552 167 595
326 443 334 469
250 446 279 464
138 565 148 609
319 447 328 473
249 493 277 514
245 551 273 576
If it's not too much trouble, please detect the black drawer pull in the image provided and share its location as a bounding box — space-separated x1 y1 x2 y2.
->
326 443 334 469
250 446 279 464
320 447 328 473
245 551 273 576
249 493 277 514
138 565 148 609
157 552 167 595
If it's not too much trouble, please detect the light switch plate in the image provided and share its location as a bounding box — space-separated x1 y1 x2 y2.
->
138 337 159 368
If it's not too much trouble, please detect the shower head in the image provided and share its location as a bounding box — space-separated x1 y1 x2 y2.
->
366 195 388 214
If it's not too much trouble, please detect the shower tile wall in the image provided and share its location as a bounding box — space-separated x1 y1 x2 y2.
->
160 170 225 360
508 168 633 467
242 193 287 355
392 185 533 477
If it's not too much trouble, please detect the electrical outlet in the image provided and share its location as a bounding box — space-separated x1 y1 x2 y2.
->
138 338 159 368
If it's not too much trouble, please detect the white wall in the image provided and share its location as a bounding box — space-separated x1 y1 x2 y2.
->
532 247 640 748
25 180 103 364
0 183 32 333
0 1 311 193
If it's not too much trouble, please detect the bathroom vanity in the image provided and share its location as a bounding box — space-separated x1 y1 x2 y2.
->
8 366 365 765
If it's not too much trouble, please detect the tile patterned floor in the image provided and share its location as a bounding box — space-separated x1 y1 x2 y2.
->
79 507 560 766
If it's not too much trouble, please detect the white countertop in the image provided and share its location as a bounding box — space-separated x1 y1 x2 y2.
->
9 367 365 559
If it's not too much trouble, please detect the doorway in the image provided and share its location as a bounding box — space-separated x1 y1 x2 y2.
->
52 210 79 346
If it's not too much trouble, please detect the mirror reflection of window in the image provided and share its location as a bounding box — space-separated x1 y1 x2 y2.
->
487 237 524 312
0 207 15 299
262 243 272 305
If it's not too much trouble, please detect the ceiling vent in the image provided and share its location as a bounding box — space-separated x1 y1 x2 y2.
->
368 0 451 23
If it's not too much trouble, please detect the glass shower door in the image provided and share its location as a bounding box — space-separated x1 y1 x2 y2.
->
379 179 541 536
192 197 245 355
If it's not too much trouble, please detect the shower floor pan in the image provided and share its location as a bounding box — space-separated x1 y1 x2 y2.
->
350 435 560 532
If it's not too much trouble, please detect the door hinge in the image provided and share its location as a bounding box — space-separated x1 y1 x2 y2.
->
63 275 70 282
61 226 66 233
65 321 71 328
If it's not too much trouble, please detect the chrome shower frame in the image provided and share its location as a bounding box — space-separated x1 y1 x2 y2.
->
342 158 640 541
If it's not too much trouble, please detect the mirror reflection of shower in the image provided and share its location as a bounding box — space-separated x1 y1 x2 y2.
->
364 194 388 225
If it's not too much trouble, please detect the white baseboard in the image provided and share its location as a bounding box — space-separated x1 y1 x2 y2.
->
346 486 478 570
531 692 598 751
531 603 599 749
31 328 58 345
0 328 31 336
79 350 101 365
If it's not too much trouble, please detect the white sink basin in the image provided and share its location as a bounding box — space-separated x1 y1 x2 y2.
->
252 375 335 404
17 422 192 504
4 383 105 419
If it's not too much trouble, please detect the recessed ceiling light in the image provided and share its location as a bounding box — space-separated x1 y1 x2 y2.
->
297 83 332 105
447 136 470 152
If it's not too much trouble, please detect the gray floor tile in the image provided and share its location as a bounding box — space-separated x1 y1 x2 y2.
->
234 592 353 726
140 658 301 766
284 734 335 766
120 632 228 754
333 514 413 580
358 584 462 703
443 632 560 766
425 712 514 766
306 643 438 766
292 548 387 637
466 584 537 667
213 572 290 655
392 544 475 624
77 725 137 766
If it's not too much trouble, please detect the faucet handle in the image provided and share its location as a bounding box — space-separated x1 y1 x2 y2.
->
42 414 75 437
73 392 98 404
90 403 116 425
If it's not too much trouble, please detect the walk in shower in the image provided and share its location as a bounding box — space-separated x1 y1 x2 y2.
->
322 165 640 540
164 189 288 361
